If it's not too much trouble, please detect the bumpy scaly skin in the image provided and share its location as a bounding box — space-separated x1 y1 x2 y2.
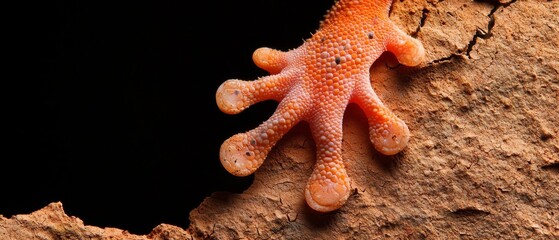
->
216 0 424 212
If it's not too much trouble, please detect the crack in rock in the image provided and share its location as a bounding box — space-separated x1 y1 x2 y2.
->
541 162 559 173
449 207 491 217
411 8 429 37
429 0 519 64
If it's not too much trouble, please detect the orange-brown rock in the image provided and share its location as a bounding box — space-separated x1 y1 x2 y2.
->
190 0 559 239
0 202 191 240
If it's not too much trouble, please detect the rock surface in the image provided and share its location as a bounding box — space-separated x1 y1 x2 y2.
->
1 0 557 239
0 202 192 240
190 0 559 239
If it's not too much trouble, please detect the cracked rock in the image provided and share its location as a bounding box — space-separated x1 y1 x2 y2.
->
189 0 559 239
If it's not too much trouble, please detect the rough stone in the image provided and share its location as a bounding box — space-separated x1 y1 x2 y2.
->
189 0 559 239
0 202 191 240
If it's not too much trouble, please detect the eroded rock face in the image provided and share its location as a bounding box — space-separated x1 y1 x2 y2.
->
0 202 191 240
1 1 557 239
189 0 559 239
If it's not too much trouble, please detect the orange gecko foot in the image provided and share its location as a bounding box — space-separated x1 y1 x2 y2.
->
216 0 424 212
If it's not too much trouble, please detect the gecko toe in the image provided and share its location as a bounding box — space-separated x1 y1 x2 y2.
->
305 177 351 212
220 133 262 176
370 119 410 155
216 80 247 114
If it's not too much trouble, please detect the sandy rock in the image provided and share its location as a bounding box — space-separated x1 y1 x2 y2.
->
189 0 559 239
0 202 191 240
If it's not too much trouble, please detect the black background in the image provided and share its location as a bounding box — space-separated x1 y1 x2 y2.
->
5 0 334 235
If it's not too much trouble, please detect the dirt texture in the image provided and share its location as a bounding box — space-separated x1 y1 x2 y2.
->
1 0 557 239
189 0 559 239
